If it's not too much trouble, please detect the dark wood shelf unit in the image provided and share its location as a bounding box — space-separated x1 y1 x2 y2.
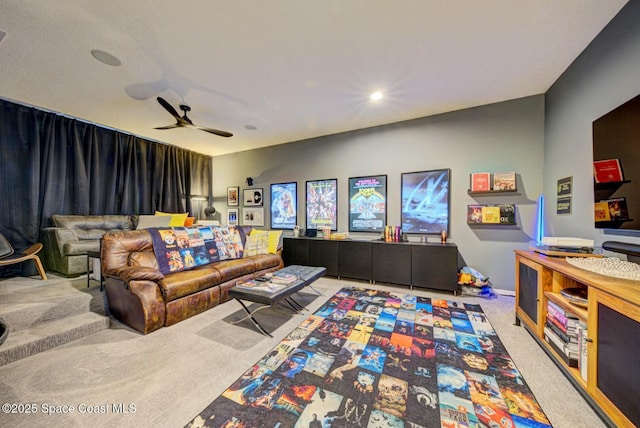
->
283 237 459 293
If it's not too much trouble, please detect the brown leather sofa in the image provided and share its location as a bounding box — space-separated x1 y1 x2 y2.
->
101 227 283 334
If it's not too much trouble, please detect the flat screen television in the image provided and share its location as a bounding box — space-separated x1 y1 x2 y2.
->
592 93 640 232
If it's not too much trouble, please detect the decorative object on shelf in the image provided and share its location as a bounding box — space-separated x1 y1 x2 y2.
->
470 172 491 192
293 225 300 238
383 225 402 242
560 287 588 308
227 186 239 206
401 169 450 235
320 226 332 239
270 182 297 230
467 205 516 225
440 229 447 243
348 174 387 233
594 197 630 223
243 188 263 206
593 158 624 183
492 171 516 191
566 256 640 280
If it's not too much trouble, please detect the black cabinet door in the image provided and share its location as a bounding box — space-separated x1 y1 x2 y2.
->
517 262 539 324
597 303 640 426
411 244 458 292
372 242 411 285
338 241 372 281
309 239 339 276
282 238 309 266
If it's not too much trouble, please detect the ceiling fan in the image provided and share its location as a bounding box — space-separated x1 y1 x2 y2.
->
155 97 233 138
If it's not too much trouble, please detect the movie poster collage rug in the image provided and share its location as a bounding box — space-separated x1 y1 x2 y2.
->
187 286 551 428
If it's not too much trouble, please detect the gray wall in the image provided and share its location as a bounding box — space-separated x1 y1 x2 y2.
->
212 95 545 291
544 1 640 248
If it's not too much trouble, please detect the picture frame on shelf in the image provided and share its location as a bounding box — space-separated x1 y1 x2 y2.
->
227 186 239 206
242 207 264 226
492 171 517 191
306 178 337 231
593 158 624 183
401 169 450 235
226 208 239 226
270 182 297 230
243 188 263 206
470 172 491 192
348 174 387 232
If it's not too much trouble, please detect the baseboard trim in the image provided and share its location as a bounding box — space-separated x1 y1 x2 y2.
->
493 288 515 297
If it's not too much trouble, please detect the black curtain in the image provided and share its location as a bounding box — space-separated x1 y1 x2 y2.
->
0 98 212 257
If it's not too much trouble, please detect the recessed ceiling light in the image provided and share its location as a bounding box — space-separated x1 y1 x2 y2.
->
370 91 383 102
91 49 122 67
245 124 257 131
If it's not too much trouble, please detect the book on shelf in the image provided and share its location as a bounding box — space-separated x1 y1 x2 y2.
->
594 201 610 222
470 172 491 192
596 197 630 222
547 301 579 327
544 327 579 368
576 321 588 381
545 316 574 343
593 158 624 183
480 206 501 223
492 171 517 191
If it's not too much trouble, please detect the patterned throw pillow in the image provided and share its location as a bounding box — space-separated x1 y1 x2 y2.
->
243 233 269 257
250 229 282 254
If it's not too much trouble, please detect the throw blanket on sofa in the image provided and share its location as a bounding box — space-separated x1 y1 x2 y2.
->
149 226 246 275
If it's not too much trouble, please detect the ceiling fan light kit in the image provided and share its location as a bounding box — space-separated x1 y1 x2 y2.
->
155 97 233 138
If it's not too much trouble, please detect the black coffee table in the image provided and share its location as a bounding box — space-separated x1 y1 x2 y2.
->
228 265 326 336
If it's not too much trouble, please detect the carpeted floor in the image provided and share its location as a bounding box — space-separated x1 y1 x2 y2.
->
187 286 552 427
0 275 606 428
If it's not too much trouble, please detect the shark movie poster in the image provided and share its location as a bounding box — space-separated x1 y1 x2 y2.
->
306 179 338 230
401 169 450 235
349 175 387 232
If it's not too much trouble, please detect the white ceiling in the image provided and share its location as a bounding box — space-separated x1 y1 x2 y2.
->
0 1 627 157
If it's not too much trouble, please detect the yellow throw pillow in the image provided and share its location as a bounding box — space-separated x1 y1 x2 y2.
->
250 229 282 254
155 211 189 227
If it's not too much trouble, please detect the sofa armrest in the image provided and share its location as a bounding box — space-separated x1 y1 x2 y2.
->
106 266 164 282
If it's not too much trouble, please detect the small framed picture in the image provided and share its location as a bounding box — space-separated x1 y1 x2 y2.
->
227 187 239 206
226 208 239 226
243 207 264 226
557 176 572 196
243 188 264 206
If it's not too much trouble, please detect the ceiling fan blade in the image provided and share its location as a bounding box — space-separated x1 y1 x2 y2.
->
195 126 233 138
156 97 182 120
154 124 181 130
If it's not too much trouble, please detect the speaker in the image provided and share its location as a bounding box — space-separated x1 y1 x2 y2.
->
246 177 254 186
305 229 317 238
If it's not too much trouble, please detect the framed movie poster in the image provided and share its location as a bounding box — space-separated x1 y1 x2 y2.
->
306 178 337 231
349 175 387 232
227 187 239 206
270 182 297 230
226 208 238 226
242 207 264 226
243 188 263 206
401 169 450 235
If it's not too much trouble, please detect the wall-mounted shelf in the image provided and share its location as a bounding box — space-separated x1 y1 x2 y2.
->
468 190 520 196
